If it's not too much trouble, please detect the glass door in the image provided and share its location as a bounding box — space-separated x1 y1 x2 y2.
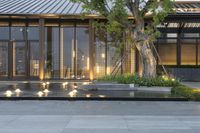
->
0 42 8 77
61 27 75 79
76 27 89 79
30 41 39 77
13 41 26 76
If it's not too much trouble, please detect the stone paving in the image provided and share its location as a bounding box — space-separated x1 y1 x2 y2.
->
0 101 200 133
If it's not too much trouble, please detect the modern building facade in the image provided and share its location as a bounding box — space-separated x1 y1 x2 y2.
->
0 0 200 81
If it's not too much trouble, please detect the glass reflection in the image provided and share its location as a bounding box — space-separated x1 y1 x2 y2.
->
11 27 26 40
0 42 8 76
30 42 39 76
61 27 74 79
13 42 26 76
0 27 9 40
76 27 89 79
45 27 60 78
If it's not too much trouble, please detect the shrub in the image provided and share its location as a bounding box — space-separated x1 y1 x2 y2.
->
97 74 180 87
171 85 200 101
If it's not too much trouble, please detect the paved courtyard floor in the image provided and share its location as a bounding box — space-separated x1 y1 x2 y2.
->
0 101 200 133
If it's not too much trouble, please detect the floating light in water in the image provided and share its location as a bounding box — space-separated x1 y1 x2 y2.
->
83 82 89 85
62 82 68 88
68 89 78 97
74 85 78 89
37 91 44 97
43 89 50 93
86 94 91 98
15 89 21 93
42 82 46 88
72 90 78 93
68 91 75 97
99 95 106 98
4 90 13 97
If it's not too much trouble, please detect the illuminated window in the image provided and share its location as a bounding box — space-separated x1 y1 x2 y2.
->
181 44 196 65
158 44 177 65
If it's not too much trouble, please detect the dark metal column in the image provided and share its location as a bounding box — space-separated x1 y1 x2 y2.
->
89 19 95 80
177 23 184 66
39 19 45 80
8 20 13 79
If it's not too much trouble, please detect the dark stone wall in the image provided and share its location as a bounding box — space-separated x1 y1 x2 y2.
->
168 68 200 81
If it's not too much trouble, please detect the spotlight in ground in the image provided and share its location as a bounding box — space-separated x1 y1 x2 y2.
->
15 88 21 93
37 91 44 97
43 89 50 93
4 90 13 97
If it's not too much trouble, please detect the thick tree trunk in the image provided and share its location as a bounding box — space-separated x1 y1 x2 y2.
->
131 20 157 78
140 43 157 78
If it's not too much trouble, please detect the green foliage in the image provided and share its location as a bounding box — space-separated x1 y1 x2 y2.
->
171 85 200 101
71 0 174 45
97 74 180 87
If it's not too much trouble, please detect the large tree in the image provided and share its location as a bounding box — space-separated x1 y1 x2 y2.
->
72 0 174 77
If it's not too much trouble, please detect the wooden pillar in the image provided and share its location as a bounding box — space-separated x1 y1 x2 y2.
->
39 19 45 80
89 19 95 80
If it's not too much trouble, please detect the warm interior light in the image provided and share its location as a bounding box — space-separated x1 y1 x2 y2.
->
87 57 90 70
107 67 110 74
42 82 46 88
4 90 13 97
96 66 100 74
46 82 50 85
101 53 105 58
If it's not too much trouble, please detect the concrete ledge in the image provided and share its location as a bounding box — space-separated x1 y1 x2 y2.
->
79 83 136 91
0 97 188 101
135 87 171 93
79 83 171 93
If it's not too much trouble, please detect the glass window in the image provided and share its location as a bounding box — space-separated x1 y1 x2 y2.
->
198 43 200 65
167 33 177 38
95 38 106 78
45 27 60 79
28 27 39 40
0 42 8 76
30 42 40 76
184 33 199 38
13 42 26 76
0 27 9 40
181 44 196 65
158 44 177 65
107 43 121 75
11 27 26 40
76 27 89 79
60 27 74 79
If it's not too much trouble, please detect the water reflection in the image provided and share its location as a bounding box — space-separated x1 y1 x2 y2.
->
0 82 174 99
